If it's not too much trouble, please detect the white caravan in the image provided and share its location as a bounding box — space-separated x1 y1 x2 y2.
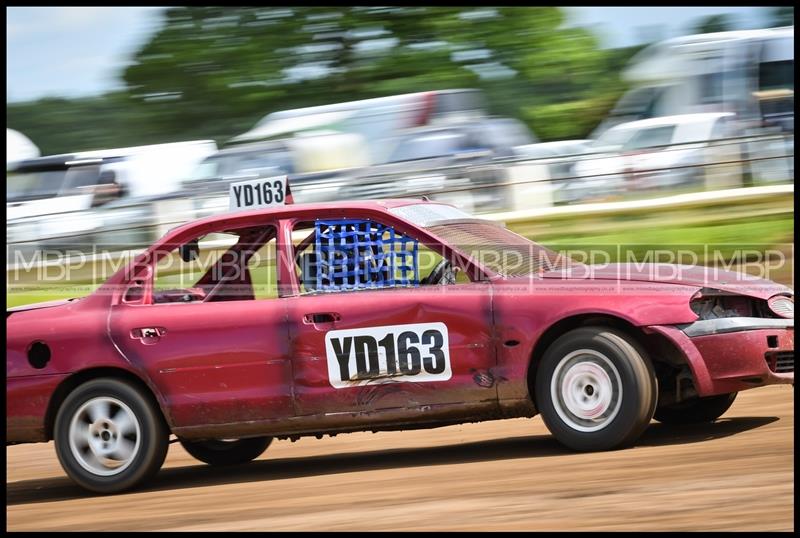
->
596 26 794 135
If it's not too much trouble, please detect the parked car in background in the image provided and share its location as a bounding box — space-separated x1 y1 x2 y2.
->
512 140 594 198
7 140 217 254
566 113 740 203
335 117 537 212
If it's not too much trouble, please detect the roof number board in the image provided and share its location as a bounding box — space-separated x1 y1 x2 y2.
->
229 175 287 211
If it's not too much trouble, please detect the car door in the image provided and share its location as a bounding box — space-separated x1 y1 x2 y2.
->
108 226 294 430
283 217 497 424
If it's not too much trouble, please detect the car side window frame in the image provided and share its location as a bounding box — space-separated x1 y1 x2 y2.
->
115 219 283 307
278 212 492 297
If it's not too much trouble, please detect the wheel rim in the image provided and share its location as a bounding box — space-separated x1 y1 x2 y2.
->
68 396 142 476
550 349 623 433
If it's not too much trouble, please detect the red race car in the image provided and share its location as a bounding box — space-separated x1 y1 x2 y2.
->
7 197 794 493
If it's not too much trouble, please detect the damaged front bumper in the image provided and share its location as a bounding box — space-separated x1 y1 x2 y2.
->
647 317 794 397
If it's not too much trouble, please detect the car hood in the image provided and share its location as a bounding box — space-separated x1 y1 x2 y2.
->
7 298 77 314
538 263 791 300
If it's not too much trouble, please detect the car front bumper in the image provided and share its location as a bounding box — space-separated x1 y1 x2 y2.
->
647 317 794 397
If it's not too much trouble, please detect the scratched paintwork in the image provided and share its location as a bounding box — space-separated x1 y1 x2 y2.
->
6 199 794 444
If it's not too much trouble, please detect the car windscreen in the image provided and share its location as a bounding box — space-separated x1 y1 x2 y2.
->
622 125 676 151
7 169 69 202
188 150 294 182
58 165 103 195
424 220 571 277
590 126 634 151
388 131 467 162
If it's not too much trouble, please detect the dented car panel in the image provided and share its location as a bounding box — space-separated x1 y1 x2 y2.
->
647 323 794 397
285 284 497 421
5 199 794 445
491 279 702 403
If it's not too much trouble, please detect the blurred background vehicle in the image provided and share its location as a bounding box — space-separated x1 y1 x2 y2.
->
230 89 487 163
566 112 741 203
7 140 217 253
327 116 537 212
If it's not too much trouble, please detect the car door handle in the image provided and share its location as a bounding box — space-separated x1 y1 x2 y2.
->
131 327 166 344
303 312 341 324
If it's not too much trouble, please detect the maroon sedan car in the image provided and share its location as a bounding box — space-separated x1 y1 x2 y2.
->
7 199 794 493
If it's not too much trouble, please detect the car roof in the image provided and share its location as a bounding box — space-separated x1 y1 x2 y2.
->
167 198 443 235
608 113 735 132
8 153 77 172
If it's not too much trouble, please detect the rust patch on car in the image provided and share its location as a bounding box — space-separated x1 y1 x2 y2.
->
471 368 508 388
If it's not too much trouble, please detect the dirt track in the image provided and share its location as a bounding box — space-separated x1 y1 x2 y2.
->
6 385 794 531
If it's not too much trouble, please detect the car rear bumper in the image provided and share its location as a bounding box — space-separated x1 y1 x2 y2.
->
647 318 793 397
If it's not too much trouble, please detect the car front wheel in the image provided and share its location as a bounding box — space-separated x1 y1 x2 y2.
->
180 437 272 466
535 327 658 451
54 378 169 494
654 392 737 424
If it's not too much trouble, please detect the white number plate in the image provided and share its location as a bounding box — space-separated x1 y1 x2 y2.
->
325 323 451 388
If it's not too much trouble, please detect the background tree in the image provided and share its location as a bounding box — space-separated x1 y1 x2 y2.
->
690 14 735 35
9 7 643 153
767 7 793 27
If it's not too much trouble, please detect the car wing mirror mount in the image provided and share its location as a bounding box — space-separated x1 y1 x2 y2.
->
179 239 200 263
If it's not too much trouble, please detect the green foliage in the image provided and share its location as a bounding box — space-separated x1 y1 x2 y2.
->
690 14 734 35
8 7 646 153
767 7 794 27
520 94 620 140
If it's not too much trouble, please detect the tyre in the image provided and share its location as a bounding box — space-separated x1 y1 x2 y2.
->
54 378 169 494
535 326 658 451
180 437 272 466
654 392 737 424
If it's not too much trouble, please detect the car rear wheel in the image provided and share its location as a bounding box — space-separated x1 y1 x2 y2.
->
654 392 737 424
535 327 658 451
54 378 169 494
180 437 272 466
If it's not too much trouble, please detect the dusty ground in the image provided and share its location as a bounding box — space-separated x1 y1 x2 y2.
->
6 385 794 531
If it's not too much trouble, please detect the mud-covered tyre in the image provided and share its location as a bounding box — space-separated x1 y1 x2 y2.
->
654 392 737 424
180 437 272 466
535 326 658 451
54 378 169 494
